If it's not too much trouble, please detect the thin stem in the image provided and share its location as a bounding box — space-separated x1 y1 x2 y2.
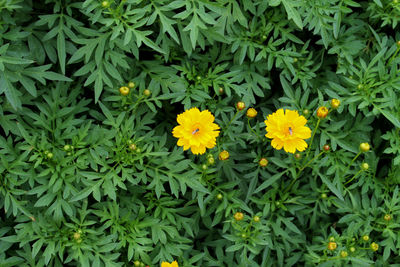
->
344 169 363 185
304 118 321 162
343 151 362 176
222 110 240 135
247 118 262 141
388 46 400 65
298 151 324 173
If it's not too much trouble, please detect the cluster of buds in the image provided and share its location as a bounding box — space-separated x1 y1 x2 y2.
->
44 150 53 159
120 81 151 97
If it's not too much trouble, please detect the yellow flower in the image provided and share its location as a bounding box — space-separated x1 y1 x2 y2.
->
161 261 178 267
264 109 311 153
172 108 220 155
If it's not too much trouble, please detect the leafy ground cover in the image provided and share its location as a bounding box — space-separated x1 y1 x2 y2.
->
1 0 400 266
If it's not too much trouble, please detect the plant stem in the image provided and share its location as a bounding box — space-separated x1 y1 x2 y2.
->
343 151 361 176
247 118 262 141
304 118 321 162
344 169 363 185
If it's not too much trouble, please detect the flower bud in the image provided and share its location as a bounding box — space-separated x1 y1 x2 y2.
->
360 142 370 152
219 87 224 95
316 106 329 119
119 86 130 96
234 212 244 221
357 84 363 90
73 232 81 240
128 82 135 88
323 144 330 151
330 99 340 109
143 89 151 96
219 150 229 160
340 251 348 258
362 235 369 241
64 145 71 151
321 193 328 199
327 242 337 251
349 247 355 252
384 214 392 221
397 40 400 46
303 109 310 115
201 164 208 170
370 242 379 252
246 108 257 118
134 261 141 267
259 158 268 167
253 216 260 222
129 143 137 151
294 153 301 159
236 101 245 111
46 152 53 159
361 162 369 171
207 157 215 165
101 1 109 8
329 237 335 242
216 193 223 200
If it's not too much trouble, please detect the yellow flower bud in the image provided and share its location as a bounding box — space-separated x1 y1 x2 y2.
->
340 251 348 258
128 81 135 88
360 142 370 152
361 162 369 170
362 235 369 241
330 99 340 109
236 101 245 111
370 242 379 252
234 212 244 221
327 242 337 251
143 89 151 96
316 106 329 119
253 216 260 222
384 214 392 221
259 158 268 167
246 108 257 118
119 86 129 96
219 150 229 161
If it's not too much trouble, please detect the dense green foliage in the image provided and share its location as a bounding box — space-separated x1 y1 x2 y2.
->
1 0 400 266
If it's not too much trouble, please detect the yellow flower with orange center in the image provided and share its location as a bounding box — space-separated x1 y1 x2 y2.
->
161 261 178 267
264 109 311 153
172 108 220 155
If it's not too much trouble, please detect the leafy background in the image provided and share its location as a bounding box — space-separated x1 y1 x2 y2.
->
1 0 400 266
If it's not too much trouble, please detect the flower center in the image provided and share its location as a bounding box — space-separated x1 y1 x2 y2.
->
288 127 293 136
192 128 200 135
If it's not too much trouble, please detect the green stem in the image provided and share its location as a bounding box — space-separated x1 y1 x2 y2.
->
304 118 321 162
247 118 262 141
299 151 324 173
343 151 362 176
388 46 400 65
222 110 240 135
344 169 363 185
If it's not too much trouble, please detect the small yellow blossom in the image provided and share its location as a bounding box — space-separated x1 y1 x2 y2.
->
161 260 178 267
172 108 220 155
264 109 311 153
